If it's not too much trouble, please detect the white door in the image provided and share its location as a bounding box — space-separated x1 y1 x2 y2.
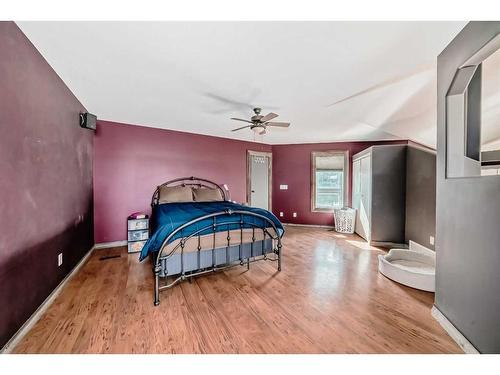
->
249 154 270 210
353 155 371 241
359 155 372 241
352 158 362 234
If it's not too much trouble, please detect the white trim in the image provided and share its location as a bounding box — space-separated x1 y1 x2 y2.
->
431 305 480 354
409 240 435 256
371 240 407 248
311 150 350 213
283 223 334 229
247 150 273 211
94 240 127 249
0 245 95 354
407 142 437 155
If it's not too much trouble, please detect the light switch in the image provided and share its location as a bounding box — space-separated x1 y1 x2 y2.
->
279 184 288 190
430 236 435 246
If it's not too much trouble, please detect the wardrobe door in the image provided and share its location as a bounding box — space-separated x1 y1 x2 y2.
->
357 155 372 241
352 158 363 236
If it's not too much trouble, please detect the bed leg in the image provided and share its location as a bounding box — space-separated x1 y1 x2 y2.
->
277 243 282 272
154 265 160 306
247 258 250 270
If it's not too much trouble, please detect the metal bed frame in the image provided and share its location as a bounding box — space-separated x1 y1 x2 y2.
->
150 176 282 306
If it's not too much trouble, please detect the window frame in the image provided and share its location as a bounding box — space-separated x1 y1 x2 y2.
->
311 150 349 213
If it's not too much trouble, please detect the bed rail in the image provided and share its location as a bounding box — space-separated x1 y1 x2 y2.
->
152 209 282 305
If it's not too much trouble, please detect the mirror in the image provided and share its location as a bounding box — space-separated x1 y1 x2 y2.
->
445 33 500 178
481 45 500 175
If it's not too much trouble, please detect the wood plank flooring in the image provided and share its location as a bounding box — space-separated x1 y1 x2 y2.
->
12 226 461 353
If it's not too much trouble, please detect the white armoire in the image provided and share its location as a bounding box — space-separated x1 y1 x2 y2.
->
352 145 407 246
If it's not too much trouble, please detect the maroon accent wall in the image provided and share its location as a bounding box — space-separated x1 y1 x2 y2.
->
94 120 271 243
0 22 93 348
272 140 408 226
94 120 407 240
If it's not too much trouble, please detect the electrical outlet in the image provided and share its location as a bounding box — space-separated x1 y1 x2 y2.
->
279 212 284 217
293 212 297 218
279 184 288 190
58 252 63 267
430 236 435 246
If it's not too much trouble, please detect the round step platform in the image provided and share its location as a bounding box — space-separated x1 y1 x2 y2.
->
378 248 435 292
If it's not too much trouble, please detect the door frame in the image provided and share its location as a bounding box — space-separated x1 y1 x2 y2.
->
246 150 273 209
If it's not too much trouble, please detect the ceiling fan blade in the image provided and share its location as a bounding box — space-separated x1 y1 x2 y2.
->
260 112 278 122
231 125 252 132
230 118 253 124
267 121 290 127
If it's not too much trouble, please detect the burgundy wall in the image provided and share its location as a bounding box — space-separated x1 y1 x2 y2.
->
94 120 407 241
272 140 407 226
94 120 271 243
0 22 93 348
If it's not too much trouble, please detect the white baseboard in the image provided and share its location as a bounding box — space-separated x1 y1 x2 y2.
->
283 223 334 229
94 240 127 249
0 245 96 354
409 240 435 256
431 305 480 354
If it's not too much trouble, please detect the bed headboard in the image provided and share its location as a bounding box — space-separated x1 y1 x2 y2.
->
151 176 227 206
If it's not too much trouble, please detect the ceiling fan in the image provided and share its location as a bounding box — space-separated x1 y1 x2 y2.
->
230 108 290 135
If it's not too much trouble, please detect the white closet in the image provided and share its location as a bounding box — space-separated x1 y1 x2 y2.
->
352 145 406 246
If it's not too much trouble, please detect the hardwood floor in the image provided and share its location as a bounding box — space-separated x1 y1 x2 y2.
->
13 226 461 353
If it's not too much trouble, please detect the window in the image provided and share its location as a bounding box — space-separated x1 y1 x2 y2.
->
311 151 348 211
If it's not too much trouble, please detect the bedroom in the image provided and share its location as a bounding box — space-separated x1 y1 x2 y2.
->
1 1 500 371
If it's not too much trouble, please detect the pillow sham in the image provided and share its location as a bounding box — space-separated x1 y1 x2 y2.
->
158 185 193 203
192 187 224 202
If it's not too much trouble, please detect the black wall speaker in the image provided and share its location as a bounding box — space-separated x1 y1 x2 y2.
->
79 113 97 130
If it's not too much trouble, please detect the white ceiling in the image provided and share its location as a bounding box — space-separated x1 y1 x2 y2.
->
18 21 468 146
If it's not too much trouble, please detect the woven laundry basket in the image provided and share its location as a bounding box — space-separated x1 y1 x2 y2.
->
333 208 356 234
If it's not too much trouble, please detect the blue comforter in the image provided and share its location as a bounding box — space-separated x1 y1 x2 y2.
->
139 201 284 261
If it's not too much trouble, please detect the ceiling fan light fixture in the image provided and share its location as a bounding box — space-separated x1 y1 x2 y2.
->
230 108 290 134
251 125 266 135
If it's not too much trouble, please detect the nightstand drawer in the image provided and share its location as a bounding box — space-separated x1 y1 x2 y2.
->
128 229 149 241
128 240 147 253
128 219 148 231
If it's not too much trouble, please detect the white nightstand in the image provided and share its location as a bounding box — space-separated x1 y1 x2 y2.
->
127 217 149 253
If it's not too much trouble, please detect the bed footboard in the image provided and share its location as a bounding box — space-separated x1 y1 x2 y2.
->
153 209 282 306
